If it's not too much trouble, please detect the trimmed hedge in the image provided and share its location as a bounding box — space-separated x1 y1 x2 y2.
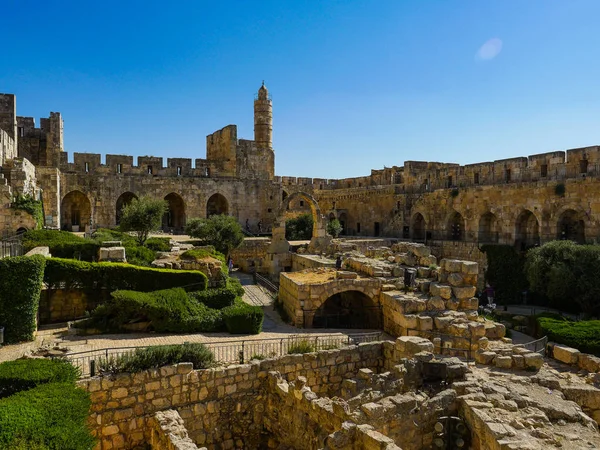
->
145 237 171 252
0 255 46 344
87 288 223 333
0 382 94 450
22 230 100 261
538 317 600 356
222 299 264 334
98 343 215 374
190 286 237 309
0 359 79 399
44 258 207 292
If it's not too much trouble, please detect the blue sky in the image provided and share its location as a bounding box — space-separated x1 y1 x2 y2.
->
2 0 599 178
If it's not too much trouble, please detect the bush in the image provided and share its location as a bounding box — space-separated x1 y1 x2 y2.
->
190 286 237 309
11 194 44 229
0 255 46 343
119 197 168 245
538 317 600 356
481 245 528 306
222 299 263 334
185 215 244 255
22 230 100 261
227 277 245 297
44 258 208 292
0 382 94 450
87 288 224 333
288 340 316 354
326 219 342 238
180 246 226 264
0 359 79 399
145 237 171 252
285 213 313 240
526 240 600 315
97 343 215 374
124 245 157 267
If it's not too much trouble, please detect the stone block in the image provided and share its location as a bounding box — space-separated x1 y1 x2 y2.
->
495 356 512 369
468 322 486 338
419 255 437 267
397 298 427 314
410 244 430 258
427 296 446 311
484 322 506 339
478 337 489 350
430 283 452 300
434 316 453 331
452 286 477 300
442 259 462 272
459 297 479 311
447 273 464 287
396 336 434 356
461 261 479 275
398 314 418 329
523 352 543 370
475 351 496 365
445 298 460 310
562 385 600 410
578 353 600 373
417 315 433 331
553 344 580 365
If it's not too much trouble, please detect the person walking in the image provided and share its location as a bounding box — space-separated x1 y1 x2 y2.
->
227 256 234 272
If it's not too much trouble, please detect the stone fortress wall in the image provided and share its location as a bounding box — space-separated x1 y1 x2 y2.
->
1 85 600 261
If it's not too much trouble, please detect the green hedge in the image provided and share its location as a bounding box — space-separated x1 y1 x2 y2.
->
222 300 263 334
22 230 100 261
0 359 79 399
480 245 528 305
97 343 215 374
0 255 46 344
538 317 600 356
44 258 207 292
190 286 237 309
0 382 94 450
88 288 223 333
123 245 156 267
145 237 171 252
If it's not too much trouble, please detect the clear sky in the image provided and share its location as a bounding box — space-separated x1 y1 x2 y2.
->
1 0 599 179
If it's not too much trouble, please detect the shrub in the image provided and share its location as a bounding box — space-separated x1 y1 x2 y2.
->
285 213 313 240
145 237 171 252
526 240 600 315
538 317 600 356
11 194 44 229
326 219 342 238
87 288 224 333
0 359 79 399
190 286 237 309
119 197 168 245
0 382 94 450
0 255 46 343
22 230 100 261
185 215 244 255
124 245 157 266
44 258 208 292
97 343 215 374
91 228 137 247
222 299 263 334
227 277 245 297
481 245 528 306
288 340 316 354
180 246 226 264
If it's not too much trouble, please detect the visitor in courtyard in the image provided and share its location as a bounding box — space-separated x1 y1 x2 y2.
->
485 284 495 306
257 220 263 233
245 219 250 232
227 256 234 272
336 255 343 270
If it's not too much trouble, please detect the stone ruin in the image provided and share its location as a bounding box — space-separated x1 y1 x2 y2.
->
79 336 600 449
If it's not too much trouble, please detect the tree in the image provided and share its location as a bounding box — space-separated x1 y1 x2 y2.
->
285 213 313 240
525 240 600 316
327 218 343 238
185 215 244 255
119 197 167 245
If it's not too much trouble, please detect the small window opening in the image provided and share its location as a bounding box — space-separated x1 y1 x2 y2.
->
85 162 89 173
18 127 24 137
447 175 453 187
117 163 122 174
267 208 272 213
177 166 182 176
300 200 304 207
540 164 548 178
505 169 511 182
148 165 153 174
474 173 480 184
580 159 589 174
357 223 361 233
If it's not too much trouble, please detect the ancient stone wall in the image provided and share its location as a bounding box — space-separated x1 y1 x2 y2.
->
0 129 16 167
291 253 336 272
39 289 109 324
79 343 384 449
229 238 269 273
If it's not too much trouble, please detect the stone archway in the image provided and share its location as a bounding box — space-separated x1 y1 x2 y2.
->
311 290 381 329
411 212 426 241
61 190 92 232
268 192 330 268
338 212 348 236
478 212 498 243
515 209 540 250
163 193 186 233
447 211 464 241
206 193 229 217
115 192 137 226
557 209 585 244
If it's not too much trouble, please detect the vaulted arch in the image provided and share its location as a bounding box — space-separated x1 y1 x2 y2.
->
411 212 426 241
515 209 540 250
206 193 229 217
163 193 186 232
557 209 585 244
115 192 137 225
447 210 464 241
61 190 92 232
478 212 499 243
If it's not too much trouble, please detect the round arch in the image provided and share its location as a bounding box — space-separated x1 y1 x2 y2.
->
276 191 325 240
338 212 348 236
515 209 540 250
557 208 585 243
411 212 426 241
206 193 229 217
16 227 28 235
311 289 380 329
163 193 186 232
115 192 138 226
447 210 464 241
478 211 499 243
61 190 92 232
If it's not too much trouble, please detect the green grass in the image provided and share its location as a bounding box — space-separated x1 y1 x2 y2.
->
538 317 600 356
287 340 316 354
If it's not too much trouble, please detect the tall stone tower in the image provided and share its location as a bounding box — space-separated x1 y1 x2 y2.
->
254 81 272 149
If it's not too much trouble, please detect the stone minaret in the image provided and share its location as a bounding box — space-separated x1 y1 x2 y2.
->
254 81 272 149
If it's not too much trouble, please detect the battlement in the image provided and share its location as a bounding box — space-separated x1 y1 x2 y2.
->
275 145 600 191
